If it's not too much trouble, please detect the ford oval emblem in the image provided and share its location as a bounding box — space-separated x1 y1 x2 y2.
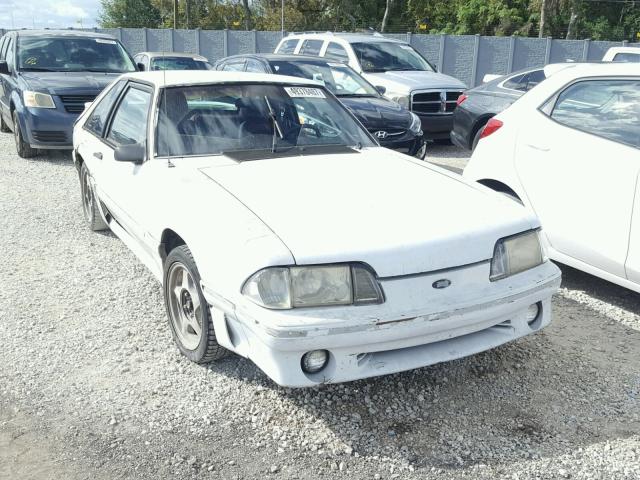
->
432 279 451 289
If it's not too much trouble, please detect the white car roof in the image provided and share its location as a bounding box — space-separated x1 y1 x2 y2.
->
546 61 640 81
120 71 321 88
603 46 640 60
139 52 210 62
284 32 405 44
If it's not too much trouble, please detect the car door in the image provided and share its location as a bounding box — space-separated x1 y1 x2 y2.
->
91 83 157 256
515 77 640 279
0 35 15 124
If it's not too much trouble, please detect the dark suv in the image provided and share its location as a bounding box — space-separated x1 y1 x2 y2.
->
0 30 136 158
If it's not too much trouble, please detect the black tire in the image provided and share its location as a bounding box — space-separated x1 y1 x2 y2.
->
12 111 36 158
79 162 108 231
0 114 10 133
164 245 227 364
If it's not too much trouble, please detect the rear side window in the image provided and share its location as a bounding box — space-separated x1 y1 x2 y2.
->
245 59 266 73
299 40 323 56
107 86 152 146
613 52 640 63
324 42 349 63
5 37 14 69
504 69 545 92
277 39 299 54
222 61 245 72
0 36 7 61
550 79 640 148
85 80 126 137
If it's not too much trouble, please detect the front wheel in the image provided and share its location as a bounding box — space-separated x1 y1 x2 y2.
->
12 111 36 158
164 245 227 364
0 113 10 133
79 162 108 231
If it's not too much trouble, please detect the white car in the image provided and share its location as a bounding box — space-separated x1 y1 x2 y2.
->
602 46 640 63
274 32 466 140
465 63 640 293
73 71 560 387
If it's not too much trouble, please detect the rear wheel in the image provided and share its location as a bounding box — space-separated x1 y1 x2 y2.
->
164 245 227 364
12 111 36 158
80 162 108 231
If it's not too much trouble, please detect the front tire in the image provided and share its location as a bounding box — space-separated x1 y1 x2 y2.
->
12 111 36 158
0 113 10 133
164 245 227 364
79 162 108 231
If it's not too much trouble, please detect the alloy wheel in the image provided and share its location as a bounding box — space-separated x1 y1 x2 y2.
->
167 263 203 351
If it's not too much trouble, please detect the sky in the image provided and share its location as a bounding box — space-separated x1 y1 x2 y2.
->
0 0 101 29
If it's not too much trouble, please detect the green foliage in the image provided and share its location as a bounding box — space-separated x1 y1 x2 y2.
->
99 0 162 28
98 0 640 41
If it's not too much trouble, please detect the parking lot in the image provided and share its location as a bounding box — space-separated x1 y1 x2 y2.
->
1 135 638 480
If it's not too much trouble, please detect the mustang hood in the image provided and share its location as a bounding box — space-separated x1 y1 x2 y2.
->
199 149 537 277
19 71 120 95
367 71 467 93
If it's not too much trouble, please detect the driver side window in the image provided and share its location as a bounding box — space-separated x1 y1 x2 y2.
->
107 85 152 146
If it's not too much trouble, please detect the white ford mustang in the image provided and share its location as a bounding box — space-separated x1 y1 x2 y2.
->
73 71 560 387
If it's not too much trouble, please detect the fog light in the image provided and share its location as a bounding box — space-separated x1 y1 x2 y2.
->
301 350 329 374
525 303 540 325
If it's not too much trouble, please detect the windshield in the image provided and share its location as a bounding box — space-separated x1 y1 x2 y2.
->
351 42 434 73
151 57 212 71
268 60 378 97
17 36 135 73
156 83 376 157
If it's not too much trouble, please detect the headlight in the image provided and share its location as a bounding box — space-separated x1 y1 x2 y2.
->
389 93 410 109
490 230 545 281
409 112 422 135
242 264 384 309
23 91 56 109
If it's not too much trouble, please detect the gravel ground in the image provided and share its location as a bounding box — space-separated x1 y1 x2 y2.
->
1 138 638 480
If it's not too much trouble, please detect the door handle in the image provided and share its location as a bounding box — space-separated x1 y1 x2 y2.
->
526 143 550 152
93 152 103 160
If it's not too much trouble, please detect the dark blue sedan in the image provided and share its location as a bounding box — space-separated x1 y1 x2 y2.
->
213 54 426 159
0 30 136 158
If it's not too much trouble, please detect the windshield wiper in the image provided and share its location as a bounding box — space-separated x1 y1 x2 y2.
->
20 67 57 72
336 93 377 98
263 96 284 154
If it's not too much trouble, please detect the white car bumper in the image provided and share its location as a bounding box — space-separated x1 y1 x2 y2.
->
203 261 561 387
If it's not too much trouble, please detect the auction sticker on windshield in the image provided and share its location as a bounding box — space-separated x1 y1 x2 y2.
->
284 87 326 98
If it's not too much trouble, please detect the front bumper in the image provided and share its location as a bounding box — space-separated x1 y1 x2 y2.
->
380 132 425 157
20 106 77 149
203 260 561 387
415 113 454 140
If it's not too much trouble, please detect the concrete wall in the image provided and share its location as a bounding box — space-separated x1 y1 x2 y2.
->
1 28 635 87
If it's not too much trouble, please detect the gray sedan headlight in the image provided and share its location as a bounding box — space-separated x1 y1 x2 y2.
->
490 230 545 281
409 112 422 135
242 264 384 309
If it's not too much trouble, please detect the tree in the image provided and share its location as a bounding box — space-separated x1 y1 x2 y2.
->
538 0 546 37
99 0 162 28
381 0 393 32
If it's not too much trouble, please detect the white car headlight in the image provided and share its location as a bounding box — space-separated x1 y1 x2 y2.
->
389 93 410 109
490 230 545 281
23 91 56 109
409 112 422 135
242 264 384 309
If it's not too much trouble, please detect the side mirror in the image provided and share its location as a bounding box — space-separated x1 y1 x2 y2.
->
0 61 9 75
114 143 145 164
136 62 145 71
375 85 386 95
